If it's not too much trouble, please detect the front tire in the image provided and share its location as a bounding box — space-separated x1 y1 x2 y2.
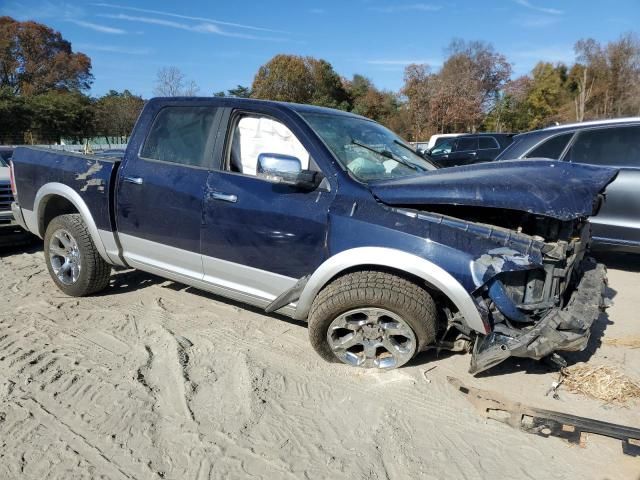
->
308 271 438 369
44 214 111 296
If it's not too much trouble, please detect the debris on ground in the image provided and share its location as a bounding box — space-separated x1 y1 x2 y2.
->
562 364 640 405
603 336 640 349
448 376 640 457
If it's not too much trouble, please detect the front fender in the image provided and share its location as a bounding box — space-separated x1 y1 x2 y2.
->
293 247 488 334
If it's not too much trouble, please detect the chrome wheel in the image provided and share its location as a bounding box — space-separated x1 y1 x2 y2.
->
327 308 417 369
48 228 81 285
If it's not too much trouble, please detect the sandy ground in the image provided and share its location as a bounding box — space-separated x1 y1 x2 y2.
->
0 238 639 480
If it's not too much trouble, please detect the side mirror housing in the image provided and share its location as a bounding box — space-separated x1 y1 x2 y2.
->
257 153 321 190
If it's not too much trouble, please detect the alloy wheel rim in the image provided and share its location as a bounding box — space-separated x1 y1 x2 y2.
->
48 229 81 285
327 308 417 369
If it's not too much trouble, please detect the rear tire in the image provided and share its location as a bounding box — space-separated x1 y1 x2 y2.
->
308 271 438 369
44 214 111 296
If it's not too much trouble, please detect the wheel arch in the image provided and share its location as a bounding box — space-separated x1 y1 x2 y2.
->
294 247 488 334
34 183 111 264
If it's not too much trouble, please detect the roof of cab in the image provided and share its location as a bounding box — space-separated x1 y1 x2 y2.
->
147 96 369 120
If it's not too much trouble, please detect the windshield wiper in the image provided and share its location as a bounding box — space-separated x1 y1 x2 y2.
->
393 140 436 169
350 139 421 171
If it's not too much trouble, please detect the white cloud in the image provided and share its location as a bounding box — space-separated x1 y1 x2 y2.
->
514 14 561 28
75 43 151 55
370 3 442 13
514 0 563 15
367 59 438 65
99 13 285 41
69 19 126 34
93 2 287 33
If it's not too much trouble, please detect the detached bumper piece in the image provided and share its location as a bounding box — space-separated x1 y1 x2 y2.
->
449 377 640 456
470 261 607 375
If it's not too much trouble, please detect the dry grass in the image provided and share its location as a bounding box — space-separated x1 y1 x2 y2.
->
603 336 640 349
562 364 640 405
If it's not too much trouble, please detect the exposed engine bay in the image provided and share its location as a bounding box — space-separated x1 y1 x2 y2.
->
415 205 608 375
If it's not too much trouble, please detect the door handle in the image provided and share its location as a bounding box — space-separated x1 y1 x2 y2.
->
209 191 237 203
124 176 144 185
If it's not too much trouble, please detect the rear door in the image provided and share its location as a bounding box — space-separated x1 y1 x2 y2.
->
477 136 501 162
446 136 478 166
116 103 221 280
564 125 640 248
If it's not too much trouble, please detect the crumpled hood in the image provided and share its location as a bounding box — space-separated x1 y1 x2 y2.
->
369 159 618 221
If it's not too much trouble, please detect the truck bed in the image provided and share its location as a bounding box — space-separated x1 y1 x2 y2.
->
11 147 120 233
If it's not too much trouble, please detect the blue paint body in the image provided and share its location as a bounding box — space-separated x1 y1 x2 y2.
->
11 97 618 300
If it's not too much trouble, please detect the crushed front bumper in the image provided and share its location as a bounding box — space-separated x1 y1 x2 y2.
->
469 260 608 375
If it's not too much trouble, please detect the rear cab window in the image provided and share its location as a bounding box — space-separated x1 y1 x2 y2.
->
566 125 640 167
140 106 218 168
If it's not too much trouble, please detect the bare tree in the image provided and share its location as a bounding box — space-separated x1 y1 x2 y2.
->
153 66 200 97
573 66 593 121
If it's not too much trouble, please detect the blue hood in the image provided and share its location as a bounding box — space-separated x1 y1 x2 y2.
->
369 159 618 221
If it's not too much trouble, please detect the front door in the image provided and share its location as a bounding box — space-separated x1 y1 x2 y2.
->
117 105 221 280
200 109 333 302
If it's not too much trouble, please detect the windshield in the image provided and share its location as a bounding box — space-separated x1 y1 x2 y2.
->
301 113 436 181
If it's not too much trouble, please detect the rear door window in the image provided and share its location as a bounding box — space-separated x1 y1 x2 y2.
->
455 137 478 152
526 133 573 160
478 137 499 149
566 126 640 167
141 106 218 168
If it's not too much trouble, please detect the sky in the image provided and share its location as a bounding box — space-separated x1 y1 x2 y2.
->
2 0 639 98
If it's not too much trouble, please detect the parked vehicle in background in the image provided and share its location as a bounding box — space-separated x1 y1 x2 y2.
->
0 149 15 225
412 134 463 155
496 118 640 253
427 133 514 167
10 97 617 374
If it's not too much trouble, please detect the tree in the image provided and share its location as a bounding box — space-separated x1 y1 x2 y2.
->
401 64 434 140
94 90 145 142
214 85 252 97
251 54 349 108
524 62 569 129
0 87 31 143
0 16 92 95
28 91 95 144
153 66 199 97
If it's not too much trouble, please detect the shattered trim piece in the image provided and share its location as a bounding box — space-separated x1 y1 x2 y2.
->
448 376 640 456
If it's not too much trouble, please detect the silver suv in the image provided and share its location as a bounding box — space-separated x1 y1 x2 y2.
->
497 118 640 253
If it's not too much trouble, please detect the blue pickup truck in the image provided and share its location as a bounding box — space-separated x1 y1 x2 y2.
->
10 97 618 374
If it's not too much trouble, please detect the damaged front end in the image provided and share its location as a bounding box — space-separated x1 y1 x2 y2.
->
468 218 608 374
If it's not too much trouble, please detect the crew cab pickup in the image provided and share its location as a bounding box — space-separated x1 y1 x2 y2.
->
10 97 618 374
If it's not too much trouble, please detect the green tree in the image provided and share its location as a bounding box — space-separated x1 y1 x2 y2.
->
0 87 31 143
28 91 94 144
94 90 144 142
525 62 568 129
251 54 349 108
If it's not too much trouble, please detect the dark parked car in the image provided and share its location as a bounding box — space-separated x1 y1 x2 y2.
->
496 118 640 252
10 97 616 374
0 148 14 225
427 133 514 167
